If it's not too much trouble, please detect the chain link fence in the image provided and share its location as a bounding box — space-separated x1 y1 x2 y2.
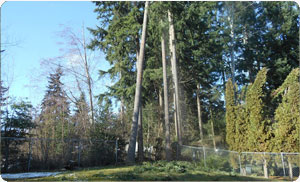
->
179 145 300 180
1 137 125 173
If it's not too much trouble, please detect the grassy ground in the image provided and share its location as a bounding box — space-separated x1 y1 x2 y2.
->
15 161 284 181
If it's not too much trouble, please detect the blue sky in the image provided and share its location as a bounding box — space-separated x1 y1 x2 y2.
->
1 1 110 107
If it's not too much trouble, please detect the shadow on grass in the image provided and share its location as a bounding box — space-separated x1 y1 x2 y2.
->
91 171 272 181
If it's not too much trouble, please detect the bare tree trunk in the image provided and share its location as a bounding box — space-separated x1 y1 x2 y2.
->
135 23 143 162
120 95 125 137
127 1 149 163
222 70 226 92
288 159 293 180
209 107 216 150
161 28 171 161
173 93 178 140
137 106 144 162
168 10 182 145
158 89 163 137
82 25 94 125
119 71 126 138
228 4 235 86
263 154 269 179
196 83 204 141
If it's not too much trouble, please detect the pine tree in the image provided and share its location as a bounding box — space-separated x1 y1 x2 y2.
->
39 66 70 165
73 92 90 139
40 66 70 139
127 1 149 163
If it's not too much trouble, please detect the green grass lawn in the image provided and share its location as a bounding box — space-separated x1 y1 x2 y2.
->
11 161 285 181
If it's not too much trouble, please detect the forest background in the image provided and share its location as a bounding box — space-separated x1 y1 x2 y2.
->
0 1 299 174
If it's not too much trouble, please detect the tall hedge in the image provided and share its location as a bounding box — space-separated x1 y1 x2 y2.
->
273 68 300 153
245 68 272 152
225 79 236 150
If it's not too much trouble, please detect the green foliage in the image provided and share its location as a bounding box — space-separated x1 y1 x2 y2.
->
225 79 236 150
245 68 272 152
206 155 232 172
273 68 300 153
40 66 70 140
1 99 35 172
2 99 35 138
234 104 248 152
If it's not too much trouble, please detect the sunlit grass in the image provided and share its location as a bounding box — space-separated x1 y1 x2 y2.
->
28 161 280 181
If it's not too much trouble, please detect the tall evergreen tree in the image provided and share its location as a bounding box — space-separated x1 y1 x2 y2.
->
73 92 90 139
39 66 70 165
127 1 149 163
225 79 236 150
273 68 300 179
40 66 70 139
245 68 271 152
245 68 271 178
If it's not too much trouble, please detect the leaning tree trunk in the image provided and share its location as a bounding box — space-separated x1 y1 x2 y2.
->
196 83 204 141
161 26 171 161
168 10 182 145
173 93 178 140
137 106 144 162
288 158 293 180
127 1 149 163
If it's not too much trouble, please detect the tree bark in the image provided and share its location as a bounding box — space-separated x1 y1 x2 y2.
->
196 83 204 141
288 159 293 180
263 154 269 179
168 10 182 145
127 1 149 163
137 106 144 162
209 107 216 150
228 4 235 86
161 27 171 161
173 93 178 140
120 94 125 137
158 89 163 137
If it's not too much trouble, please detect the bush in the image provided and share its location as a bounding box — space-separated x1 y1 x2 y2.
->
206 155 231 172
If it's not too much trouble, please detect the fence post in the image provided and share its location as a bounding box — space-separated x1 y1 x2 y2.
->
239 154 242 175
115 138 118 165
281 152 286 177
203 146 207 168
27 138 32 172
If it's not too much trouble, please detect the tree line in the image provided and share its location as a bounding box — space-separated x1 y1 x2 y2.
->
0 1 299 172
87 1 299 163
